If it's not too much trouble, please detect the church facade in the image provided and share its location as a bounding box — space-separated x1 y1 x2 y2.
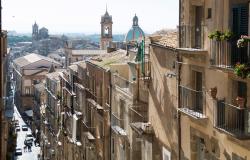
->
32 22 49 41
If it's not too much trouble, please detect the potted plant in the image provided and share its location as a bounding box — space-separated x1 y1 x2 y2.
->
208 30 223 41
209 87 217 99
234 63 250 79
220 30 234 41
237 35 250 48
235 96 245 108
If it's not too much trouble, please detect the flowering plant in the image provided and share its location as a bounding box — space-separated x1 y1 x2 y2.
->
234 63 250 79
237 35 250 48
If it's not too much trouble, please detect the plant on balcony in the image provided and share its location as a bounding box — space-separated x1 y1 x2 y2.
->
234 63 250 79
208 30 223 41
220 30 234 41
208 30 234 41
237 35 250 48
209 87 217 99
235 96 245 108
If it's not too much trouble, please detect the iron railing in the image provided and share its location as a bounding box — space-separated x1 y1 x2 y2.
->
112 74 136 96
214 100 250 139
210 40 250 68
129 104 148 123
179 85 205 118
179 25 206 49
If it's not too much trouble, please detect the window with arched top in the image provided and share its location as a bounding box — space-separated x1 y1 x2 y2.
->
104 26 109 36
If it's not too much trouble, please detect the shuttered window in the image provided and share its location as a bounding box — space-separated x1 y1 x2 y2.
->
231 4 249 64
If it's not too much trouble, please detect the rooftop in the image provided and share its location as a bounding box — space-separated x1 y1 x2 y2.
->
68 64 78 72
13 53 61 67
75 61 86 69
47 71 64 81
150 30 178 48
71 50 107 56
87 49 128 70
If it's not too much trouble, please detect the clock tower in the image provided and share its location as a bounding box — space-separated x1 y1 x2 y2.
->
100 7 113 50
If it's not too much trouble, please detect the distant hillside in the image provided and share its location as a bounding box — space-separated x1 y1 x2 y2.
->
8 35 32 46
7 34 126 47
83 34 126 43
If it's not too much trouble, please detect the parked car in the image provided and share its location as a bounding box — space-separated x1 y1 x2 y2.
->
24 139 33 146
15 148 22 156
22 125 28 131
25 133 33 141
15 125 20 132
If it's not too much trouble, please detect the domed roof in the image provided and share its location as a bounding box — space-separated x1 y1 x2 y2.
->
125 14 144 42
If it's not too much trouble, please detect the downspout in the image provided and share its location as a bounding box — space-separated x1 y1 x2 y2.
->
108 70 112 160
178 0 182 159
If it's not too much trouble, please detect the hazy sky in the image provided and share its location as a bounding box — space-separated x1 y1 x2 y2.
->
2 0 179 34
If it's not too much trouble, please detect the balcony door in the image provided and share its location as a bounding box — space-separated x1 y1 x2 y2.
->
193 71 203 113
194 6 203 49
231 4 249 65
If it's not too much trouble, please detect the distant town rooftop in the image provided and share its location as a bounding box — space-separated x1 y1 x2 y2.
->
13 53 61 67
87 49 128 70
150 30 178 49
71 50 107 56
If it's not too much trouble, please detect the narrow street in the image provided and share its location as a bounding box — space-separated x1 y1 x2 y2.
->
11 80 41 160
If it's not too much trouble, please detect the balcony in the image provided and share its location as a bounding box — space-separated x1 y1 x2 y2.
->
179 25 206 50
112 74 136 97
82 120 96 142
214 100 250 139
210 40 250 70
111 113 127 136
178 85 206 119
129 103 148 123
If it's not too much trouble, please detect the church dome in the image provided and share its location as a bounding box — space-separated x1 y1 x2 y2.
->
125 14 145 43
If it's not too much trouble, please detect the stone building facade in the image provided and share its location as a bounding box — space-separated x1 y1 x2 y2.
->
13 53 62 115
177 0 250 159
0 30 11 160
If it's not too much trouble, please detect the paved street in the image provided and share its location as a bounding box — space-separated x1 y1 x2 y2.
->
13 105 41 160
11 81 41 160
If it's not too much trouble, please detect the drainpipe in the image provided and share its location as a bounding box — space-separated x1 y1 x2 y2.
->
177 0 182 160
109 70 112 160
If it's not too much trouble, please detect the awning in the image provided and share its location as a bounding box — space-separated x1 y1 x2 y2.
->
25 110 33 117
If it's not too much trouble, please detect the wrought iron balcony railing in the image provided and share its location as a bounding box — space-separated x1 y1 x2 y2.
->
210 40 250 69
179 85 206 119
214 100 250 139
179 25 206 49
112 74 136 96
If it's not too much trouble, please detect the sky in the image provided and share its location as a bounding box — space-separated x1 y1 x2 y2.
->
2 0 179 34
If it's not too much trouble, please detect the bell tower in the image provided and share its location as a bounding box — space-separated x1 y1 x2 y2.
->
100 6 113 50
32 21 39 41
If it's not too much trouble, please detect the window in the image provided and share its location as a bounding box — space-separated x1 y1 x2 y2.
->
162 147 171 160
25 87 31 95
112 138 115 154
232 80 247 106
207 8 212 19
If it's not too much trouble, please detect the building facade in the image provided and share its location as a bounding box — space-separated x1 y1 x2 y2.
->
13 53 62 115
177 0 250 159
0 30 11 160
